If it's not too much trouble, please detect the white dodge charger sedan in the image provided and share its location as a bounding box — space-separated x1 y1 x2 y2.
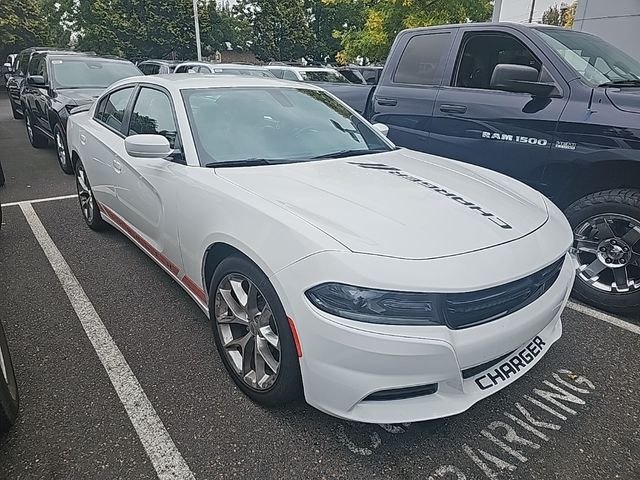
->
67 75 575 423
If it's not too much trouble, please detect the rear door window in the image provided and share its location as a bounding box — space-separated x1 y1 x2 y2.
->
95 87 135 133
394 33 452 85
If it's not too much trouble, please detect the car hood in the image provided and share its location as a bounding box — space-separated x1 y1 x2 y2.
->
217 149 549 259
58 88 103 106
605 87 640 114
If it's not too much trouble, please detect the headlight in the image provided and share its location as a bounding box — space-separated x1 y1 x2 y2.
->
305 283 442 325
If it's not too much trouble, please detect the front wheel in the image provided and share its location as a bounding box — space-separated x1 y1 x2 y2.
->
209 255 302 406
0 320 19 434
565 189 640 314
75 160 108 231
54 124 73 174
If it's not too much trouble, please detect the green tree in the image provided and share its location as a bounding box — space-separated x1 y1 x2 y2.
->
0 0 49 58
205 1 252 52
38 0 74 48
330 0 492 63
305 0 365 62
542 5 562 25
236 0 313 61
75 0 211 60
542 2 577 28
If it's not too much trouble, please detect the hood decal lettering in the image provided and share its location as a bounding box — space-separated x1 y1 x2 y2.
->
349 162 513 230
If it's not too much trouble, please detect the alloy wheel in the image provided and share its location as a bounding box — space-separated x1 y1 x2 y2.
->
574 214 640 293
55 130 67 167
214 274 281 390
76 164 94 223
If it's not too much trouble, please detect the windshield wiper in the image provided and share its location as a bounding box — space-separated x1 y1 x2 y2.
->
598 79 640 87
311 148 388 160
205 158 273 168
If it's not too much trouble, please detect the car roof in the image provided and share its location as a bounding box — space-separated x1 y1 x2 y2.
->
395 21 561 35
176 62 267 69
108 74 322 93
47 54 131 63
140 59 182 65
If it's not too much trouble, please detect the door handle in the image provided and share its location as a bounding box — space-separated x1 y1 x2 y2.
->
439 104 467 114
376 97 397 106
113 158 122 173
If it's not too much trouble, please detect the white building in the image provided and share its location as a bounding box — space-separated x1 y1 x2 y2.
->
574 0 640 60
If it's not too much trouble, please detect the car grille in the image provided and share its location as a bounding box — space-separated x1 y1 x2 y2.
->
443 256 565 330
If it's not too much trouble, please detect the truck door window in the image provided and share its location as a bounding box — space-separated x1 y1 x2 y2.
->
394 33 451 85
453 32 542 90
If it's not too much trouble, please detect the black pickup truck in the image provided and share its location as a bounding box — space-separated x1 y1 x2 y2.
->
327 22 640 314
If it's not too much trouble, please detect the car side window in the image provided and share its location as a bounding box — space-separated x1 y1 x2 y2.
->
394 33 451 85
95 87 135 133
453 32 543 90
282 70 298 81
174 65 187 73
18 53 29 75
128 87 177 149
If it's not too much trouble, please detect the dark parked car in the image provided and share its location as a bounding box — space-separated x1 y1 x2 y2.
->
0 319 18 434
337 65 384 85
5 47 81 120
22 53 141 173
137 59 181 75
326 23 640 314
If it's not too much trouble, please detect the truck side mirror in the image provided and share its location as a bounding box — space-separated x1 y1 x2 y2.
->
3 62 13 73
490 64 556 97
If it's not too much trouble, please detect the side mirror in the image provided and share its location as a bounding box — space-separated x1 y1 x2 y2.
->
27 75 47 87
490 64 556 97
372 123 389 137
3 62 13 73
124 134 172 158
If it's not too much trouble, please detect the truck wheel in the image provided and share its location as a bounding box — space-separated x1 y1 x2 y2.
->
565 189 640 314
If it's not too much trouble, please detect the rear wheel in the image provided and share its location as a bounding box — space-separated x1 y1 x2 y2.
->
75 160 108 231
54 124 73 174
209 255 302 406
25 111 47 148
0 321 19 434
566 189 640 314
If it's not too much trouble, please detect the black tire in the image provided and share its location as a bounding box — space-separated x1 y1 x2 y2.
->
75 160 108 231
10 99 22 120
209 255 302 406
0 320 19 434
565 189 640 314
54 123 73 174
25 110 47 148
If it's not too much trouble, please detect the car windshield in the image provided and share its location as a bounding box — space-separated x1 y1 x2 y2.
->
183 87 391 165
213 68 275 78
51 59 141 89
535 27 640 86
299 70 349 83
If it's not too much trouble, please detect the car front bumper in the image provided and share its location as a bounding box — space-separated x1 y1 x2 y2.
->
274 250 574 424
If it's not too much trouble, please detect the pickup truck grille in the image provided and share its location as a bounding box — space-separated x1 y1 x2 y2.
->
443 257 565 330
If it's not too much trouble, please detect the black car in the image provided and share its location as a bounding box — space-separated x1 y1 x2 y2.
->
137 59 181 75
5 47 81 120
22 54 141 173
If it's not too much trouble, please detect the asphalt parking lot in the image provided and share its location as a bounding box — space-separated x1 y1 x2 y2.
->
0 92 638 480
